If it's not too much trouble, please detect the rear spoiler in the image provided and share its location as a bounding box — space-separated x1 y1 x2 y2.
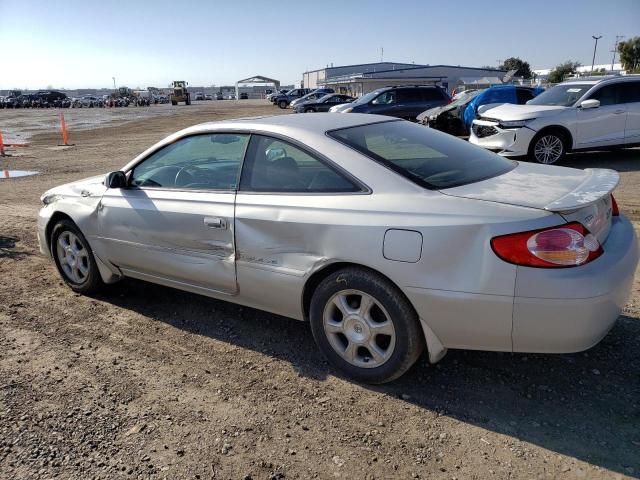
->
544 168 619 212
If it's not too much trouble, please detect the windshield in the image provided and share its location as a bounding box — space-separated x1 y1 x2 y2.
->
329 120 515 189
527 84 592 107
449 89 482 108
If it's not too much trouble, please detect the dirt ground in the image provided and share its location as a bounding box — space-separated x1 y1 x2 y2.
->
1 101 639 480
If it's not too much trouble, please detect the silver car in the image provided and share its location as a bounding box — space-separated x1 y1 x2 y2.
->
38 114 638 383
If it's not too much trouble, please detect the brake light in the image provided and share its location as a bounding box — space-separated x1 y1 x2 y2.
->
491 222 603 268
611 194 619 216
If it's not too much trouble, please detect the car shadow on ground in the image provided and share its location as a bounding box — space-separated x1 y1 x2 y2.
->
561 147 640 172
96 278 640 476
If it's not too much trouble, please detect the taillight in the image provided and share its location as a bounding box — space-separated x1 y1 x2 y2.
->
491 222 603 268
611 194 619 216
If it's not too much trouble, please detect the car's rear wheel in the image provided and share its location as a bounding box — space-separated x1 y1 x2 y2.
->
51 220 103 294
309 267 425 384
530 131 567 164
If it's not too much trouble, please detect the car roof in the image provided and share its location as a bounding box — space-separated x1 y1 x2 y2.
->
560 74 637 86
183 113 395 136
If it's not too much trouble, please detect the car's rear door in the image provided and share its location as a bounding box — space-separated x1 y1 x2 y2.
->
96 133 249 294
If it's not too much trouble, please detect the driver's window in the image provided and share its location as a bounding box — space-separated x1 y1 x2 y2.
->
371 91 396 105
130 133 249 190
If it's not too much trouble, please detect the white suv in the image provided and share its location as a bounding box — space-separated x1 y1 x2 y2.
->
470 75 640 164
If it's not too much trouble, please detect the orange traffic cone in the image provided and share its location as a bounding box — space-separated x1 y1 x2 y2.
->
58 112 73 146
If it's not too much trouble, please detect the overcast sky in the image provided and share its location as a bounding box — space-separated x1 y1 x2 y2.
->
1 0 638 90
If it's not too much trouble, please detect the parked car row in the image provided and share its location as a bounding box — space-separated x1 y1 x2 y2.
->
311 75 640 164
470 75 640 164
0 92 169 109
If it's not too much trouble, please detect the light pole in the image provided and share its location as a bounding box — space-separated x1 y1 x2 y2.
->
591 35 602 73
112 77 116 92
611 35 624 71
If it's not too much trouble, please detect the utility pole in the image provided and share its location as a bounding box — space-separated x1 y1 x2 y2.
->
611 35 624 71
591 35 602 73
112 77 116 92
380 47 383 62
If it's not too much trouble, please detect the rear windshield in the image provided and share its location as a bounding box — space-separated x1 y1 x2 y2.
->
328 120 515 189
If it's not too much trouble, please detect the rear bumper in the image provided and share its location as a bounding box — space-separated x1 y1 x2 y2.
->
512 215 638 352
406 216 638 356
469 122 536 157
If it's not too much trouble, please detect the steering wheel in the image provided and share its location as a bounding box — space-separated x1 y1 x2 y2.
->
174 165 202 187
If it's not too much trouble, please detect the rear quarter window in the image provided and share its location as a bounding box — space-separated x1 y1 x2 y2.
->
328 120 515 189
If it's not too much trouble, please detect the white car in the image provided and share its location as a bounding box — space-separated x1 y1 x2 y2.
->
470 75 640 164
37 114 638 383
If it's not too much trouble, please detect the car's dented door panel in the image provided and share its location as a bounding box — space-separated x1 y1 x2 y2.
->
96 188 237 294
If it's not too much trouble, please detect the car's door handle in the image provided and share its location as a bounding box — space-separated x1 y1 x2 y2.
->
614 109 626 114
204 217 227 229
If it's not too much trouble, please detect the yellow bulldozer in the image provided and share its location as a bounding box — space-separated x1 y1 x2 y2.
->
170 81 191 105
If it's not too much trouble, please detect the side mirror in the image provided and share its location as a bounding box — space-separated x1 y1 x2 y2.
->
104 171 127 189
579 99 600 109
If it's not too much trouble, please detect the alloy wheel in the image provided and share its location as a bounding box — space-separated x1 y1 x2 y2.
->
56 231 90 284
534 134 564 164
322 289 396 368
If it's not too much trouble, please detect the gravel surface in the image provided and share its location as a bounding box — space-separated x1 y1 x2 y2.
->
1 101 639 480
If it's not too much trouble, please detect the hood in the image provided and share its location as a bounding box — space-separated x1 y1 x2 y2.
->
417 104 451 122
330 103 353 113
441 162 618 212
42 174 106 199
480 103 568 121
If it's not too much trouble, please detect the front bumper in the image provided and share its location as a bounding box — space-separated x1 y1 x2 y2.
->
469 120 536 157
36 205 53 257
512 215 639 352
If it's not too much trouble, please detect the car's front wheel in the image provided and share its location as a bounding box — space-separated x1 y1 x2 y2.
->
51 220 103 294
309 267 425 384
278 100 288 109
530 131 567 164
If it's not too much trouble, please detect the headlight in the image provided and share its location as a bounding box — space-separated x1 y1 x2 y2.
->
498 119 535 129
41 193 62 206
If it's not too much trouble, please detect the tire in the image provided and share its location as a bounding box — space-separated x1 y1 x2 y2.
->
304 107 316 113
51 220 103 294
278 100 288 109
309 267 425 384
529 130 568 164
171 100 177 106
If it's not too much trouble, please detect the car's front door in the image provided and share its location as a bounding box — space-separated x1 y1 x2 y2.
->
575 83 627 147
367 90 399 117
96 132 249 294
622 80 640 144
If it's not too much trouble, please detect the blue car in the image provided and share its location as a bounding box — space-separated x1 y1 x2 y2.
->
418 85 544 136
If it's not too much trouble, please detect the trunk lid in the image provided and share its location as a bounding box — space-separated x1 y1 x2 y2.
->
442 162 618 243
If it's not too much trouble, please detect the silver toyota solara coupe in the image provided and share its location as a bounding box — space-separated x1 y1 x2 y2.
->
38 114 638 383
